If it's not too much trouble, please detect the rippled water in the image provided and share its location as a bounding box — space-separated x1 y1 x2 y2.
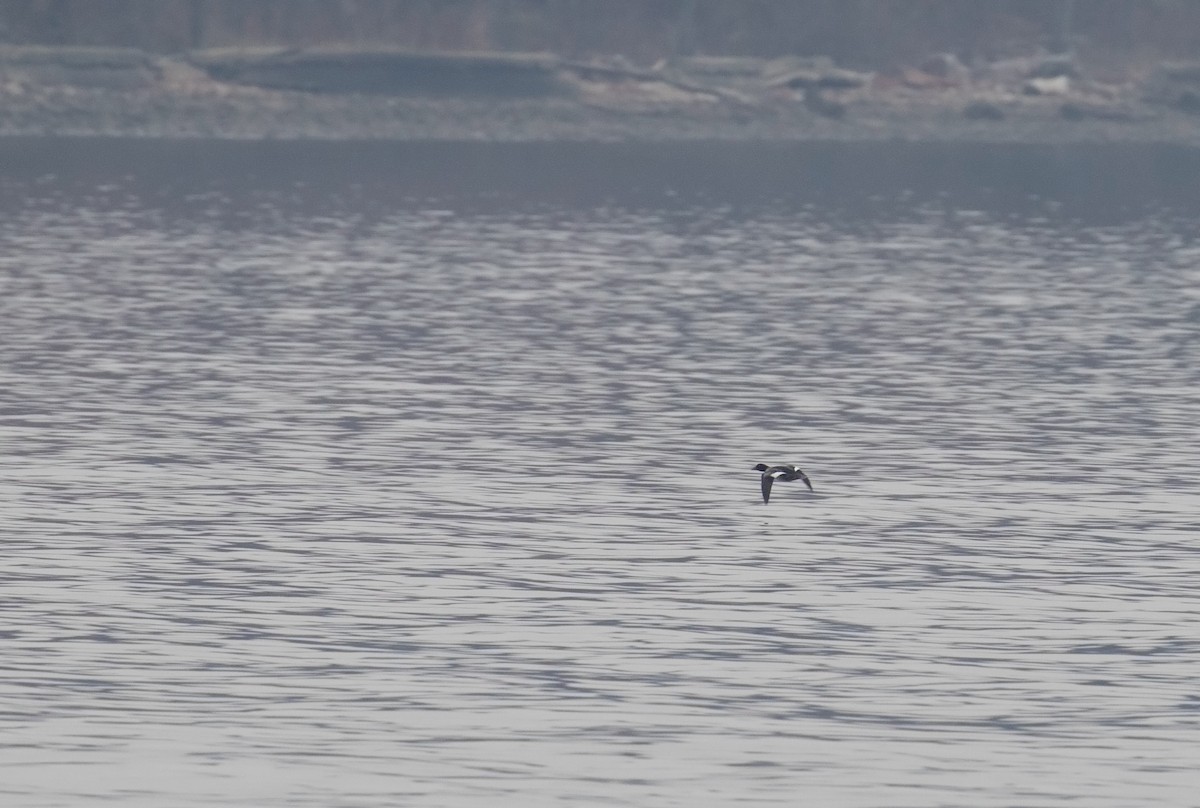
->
2 140 1199 806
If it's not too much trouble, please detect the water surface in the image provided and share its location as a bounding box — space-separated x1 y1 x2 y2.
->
2 140 1198 807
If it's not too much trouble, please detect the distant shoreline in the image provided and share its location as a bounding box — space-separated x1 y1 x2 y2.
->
1 46 1199 146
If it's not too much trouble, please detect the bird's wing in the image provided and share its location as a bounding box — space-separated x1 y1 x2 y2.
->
761 473 773 503
798 470 814 492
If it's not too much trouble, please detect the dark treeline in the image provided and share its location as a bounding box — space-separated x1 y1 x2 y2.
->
1 0 1197 68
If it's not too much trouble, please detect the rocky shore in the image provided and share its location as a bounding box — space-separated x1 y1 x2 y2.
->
1 44 1199 144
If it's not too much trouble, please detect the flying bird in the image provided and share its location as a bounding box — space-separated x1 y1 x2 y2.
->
753 463 814 504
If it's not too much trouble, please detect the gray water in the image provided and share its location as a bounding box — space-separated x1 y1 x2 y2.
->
2 140 1199 807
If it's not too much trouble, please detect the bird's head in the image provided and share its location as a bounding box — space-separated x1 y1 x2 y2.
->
753 463 768 472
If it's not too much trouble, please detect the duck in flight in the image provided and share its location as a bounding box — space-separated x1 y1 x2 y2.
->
753 463 814 504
